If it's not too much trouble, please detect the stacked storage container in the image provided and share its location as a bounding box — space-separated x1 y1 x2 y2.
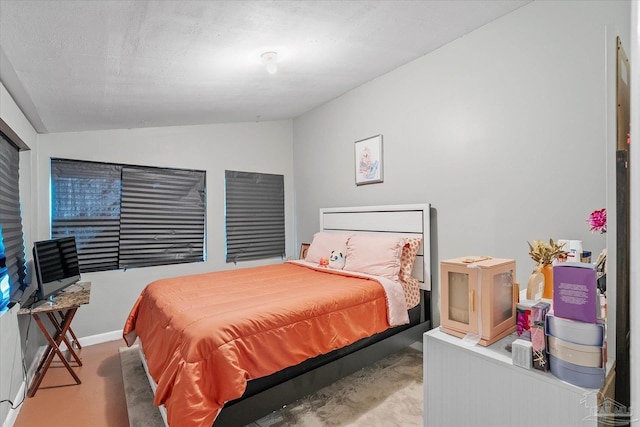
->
545 262 605 388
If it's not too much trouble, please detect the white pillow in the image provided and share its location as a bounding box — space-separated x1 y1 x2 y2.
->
305 232 352 264
344 234 406 281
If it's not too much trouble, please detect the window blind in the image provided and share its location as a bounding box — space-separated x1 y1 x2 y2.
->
0 133 27 298
51 159 122 272
119 166 205 269
225 170 285 263
51 159 206 272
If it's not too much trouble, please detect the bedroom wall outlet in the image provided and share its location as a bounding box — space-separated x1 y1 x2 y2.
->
512 339 533 369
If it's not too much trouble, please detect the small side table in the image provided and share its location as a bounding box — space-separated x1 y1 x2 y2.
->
18 282 91 397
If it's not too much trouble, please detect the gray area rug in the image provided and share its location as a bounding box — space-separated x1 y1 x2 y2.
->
119 346 423 427
119 346 165 427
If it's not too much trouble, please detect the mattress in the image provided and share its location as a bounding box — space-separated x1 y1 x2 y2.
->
123 261 409 427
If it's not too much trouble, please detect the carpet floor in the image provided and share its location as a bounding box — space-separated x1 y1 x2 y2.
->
119 346 423 427
119 346 165 427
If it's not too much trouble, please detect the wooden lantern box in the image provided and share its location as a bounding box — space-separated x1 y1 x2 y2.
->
440 256 517 346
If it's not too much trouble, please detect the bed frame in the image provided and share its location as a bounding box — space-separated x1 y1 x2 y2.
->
142 204 433 427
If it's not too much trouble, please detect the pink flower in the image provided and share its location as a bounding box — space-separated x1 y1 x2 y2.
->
587 208 607 234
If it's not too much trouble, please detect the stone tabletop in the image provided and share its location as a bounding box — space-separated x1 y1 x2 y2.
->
18 282 91 314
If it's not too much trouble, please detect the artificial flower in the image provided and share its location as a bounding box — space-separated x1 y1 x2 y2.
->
587 208 607 234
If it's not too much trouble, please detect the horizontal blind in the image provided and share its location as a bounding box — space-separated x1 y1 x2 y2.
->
51 159 122 272
119 166 205 269
0 133 27 296
225 170 285 263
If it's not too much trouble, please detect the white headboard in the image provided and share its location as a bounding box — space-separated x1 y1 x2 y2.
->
319 204 431 291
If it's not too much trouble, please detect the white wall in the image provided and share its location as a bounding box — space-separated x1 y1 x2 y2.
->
293 0 630 293
36 120 294 337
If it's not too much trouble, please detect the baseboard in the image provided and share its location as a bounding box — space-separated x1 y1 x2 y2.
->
77 329 123 347
58 329 123 351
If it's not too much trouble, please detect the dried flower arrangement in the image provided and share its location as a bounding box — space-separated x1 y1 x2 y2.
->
528 239 567 265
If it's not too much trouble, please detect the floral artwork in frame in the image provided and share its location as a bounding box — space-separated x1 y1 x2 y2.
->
355 134 383 185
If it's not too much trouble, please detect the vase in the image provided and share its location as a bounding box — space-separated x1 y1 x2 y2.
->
541 263 554 299
526 267 544 300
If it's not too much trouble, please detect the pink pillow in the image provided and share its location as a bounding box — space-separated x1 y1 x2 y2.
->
400 275 421 309
344 234 405 281
305 232 351 264
400 237 422 282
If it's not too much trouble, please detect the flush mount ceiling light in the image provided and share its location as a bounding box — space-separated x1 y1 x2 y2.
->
261 51 278 74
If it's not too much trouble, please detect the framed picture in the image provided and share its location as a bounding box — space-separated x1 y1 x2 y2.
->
354 134 383 185
299 243 310 260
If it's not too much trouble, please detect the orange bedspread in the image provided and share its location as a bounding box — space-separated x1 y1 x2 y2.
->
123 262 392 427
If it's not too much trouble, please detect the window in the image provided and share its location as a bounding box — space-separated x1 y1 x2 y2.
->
0 133 27 312
225 170 285 263
51 160 122 271
51 159 206 272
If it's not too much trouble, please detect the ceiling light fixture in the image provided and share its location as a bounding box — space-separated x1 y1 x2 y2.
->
261 51 278 74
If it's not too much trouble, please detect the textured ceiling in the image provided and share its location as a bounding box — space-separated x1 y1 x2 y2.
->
0 0 530 134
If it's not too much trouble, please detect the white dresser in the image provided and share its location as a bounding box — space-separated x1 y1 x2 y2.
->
423 328 615 427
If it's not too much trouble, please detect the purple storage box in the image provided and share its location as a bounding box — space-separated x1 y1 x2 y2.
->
549 354 605 389
553 262 598 323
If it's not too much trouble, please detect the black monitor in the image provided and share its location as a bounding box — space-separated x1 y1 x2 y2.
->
32 236 81 303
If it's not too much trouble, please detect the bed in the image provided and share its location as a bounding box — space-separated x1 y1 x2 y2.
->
123 204 433 427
